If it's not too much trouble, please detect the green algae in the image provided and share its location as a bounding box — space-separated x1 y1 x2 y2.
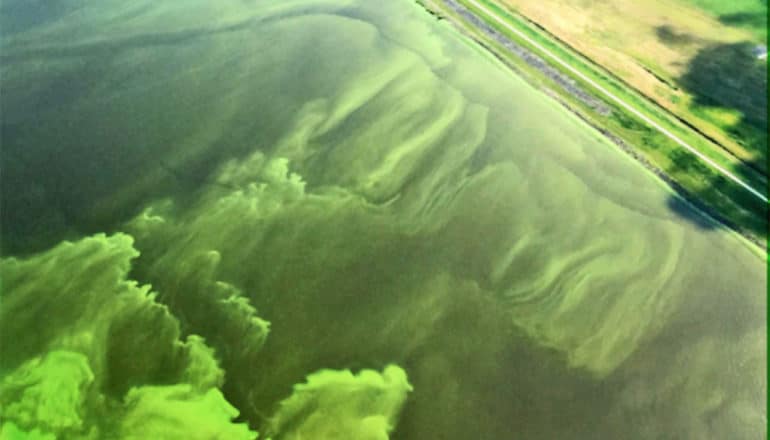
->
0 0 765 438
0 233 411 439
0 234 255 439
265 365 412 439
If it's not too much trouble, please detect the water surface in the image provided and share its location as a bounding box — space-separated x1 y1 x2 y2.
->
0 0 765 438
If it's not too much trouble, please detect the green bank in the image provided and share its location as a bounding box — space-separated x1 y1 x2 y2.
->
428 0 767 245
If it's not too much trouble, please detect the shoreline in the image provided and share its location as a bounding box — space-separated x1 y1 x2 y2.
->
417 0 766 252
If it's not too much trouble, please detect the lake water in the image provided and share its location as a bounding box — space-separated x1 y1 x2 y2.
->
0 0 765 438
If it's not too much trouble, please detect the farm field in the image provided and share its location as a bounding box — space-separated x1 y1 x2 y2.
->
500 0 768 174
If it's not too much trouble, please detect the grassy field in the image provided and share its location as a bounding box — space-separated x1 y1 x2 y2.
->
684 0 767 41
497 0 767 175
423 0 767 245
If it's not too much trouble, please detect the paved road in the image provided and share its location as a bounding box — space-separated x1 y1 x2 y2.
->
463 0 768 203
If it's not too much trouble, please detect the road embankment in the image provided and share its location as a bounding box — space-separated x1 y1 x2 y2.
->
417 0 767 250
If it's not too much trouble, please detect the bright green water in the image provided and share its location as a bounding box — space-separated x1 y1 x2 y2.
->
0 0 765 439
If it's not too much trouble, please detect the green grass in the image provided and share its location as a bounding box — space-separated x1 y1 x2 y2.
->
680 0 767 41
678 41 767 172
